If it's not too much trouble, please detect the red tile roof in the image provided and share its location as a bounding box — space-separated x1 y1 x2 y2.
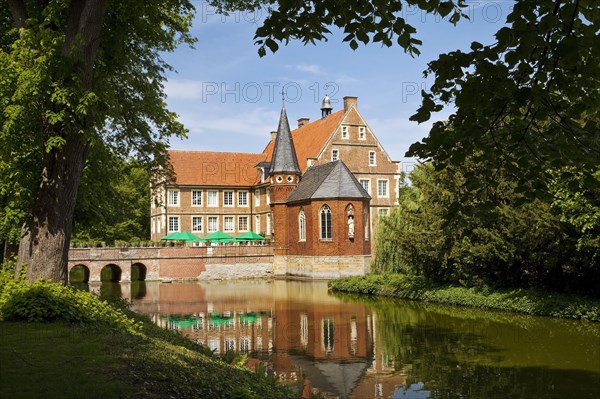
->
168 110 343 187
262 110 344 172
168 150 267 187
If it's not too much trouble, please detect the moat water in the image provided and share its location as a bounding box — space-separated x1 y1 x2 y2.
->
93 280 600 399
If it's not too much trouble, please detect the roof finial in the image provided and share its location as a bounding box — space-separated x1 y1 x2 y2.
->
281 88 286 108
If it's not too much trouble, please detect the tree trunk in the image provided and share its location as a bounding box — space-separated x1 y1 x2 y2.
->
17 136 89 283
11 0 108 283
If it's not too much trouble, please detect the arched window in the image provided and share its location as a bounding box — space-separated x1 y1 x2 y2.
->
299 209 306 241
320 205 332 240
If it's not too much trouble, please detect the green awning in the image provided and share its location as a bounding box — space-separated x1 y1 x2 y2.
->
204 231 234 241
235 231 265 241
160 231 205 242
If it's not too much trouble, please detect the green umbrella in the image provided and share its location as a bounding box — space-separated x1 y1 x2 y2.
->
204 231 234 242
161 231 204 242
235 231 265 241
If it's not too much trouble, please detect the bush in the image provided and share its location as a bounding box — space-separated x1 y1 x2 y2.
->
0 279 140 333
330 273 600 321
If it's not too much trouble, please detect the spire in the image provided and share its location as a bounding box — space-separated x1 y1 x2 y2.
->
269 106 301 175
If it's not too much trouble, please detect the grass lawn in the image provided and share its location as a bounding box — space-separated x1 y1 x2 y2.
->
0 322 130 398
0 318 295 399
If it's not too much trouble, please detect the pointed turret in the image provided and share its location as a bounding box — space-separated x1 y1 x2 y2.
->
269 106 301 175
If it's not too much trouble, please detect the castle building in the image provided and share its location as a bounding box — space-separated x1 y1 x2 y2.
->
150 96 401 276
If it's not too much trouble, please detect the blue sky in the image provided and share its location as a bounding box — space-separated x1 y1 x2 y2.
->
163 1 514 171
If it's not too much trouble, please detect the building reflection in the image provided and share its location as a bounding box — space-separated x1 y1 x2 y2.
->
130 280 407 399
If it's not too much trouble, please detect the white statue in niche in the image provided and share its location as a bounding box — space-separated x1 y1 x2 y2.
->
347 206 355 239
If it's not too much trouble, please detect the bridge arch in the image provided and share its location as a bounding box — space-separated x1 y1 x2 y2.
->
69 264 90 283
131 263 147 281
101 264 122 282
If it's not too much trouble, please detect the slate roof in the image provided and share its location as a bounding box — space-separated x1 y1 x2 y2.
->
268 107 301 175
287 160 371 203
168 150 266 187
263 110 344 172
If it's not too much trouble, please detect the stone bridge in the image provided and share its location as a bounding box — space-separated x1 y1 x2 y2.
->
68 245 274 282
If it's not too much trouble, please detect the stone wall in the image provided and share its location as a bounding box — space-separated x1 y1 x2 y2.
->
199 263 274 280
274 254 371 279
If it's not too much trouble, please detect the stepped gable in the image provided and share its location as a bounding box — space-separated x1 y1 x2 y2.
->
287 160 371 203
268 106 301 175
263 110 344 172
168 150 266 186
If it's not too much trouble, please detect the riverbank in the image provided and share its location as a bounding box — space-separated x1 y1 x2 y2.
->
329 274 600 322
0 281 295 398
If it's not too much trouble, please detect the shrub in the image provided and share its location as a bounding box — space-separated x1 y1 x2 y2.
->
0 279 140 333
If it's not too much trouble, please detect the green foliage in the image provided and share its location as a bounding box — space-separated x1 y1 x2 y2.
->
0 279 140 333
373 162 600 296
407 0 600 200
210 1 468 57
330 274 600 321
72 154 151 244
549 168 600 259
0 1 194 273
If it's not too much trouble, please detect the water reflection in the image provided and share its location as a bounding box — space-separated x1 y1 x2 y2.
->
112 280 599 399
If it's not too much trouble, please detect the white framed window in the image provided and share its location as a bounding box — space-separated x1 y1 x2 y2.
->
208 216 218 232
266 213 271 236
255 215 261 234
341 125 348 139
377 179 388 198
378 208 389 218
359 179 370 194
332 149 339 161
192 216 203 232
359 126 366 139
238 191 248 207
240 336 251 354
299 209 306 241
223 191 233 206
238 216 248 232
266 189 270 205
192 190 202 206
255 189 260 206
168 190 179 206
224 216 234 232
208 191 218 207
369 151 376 166
168 216 179 232
320 205 332 240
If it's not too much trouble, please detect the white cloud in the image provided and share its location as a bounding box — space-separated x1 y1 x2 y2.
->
286 63 324 75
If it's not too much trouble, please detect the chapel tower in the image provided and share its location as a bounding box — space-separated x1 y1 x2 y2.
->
268 106 301 257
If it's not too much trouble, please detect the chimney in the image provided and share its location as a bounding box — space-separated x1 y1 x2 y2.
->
297 118 310 128
270 131 277 141
343 96 358 112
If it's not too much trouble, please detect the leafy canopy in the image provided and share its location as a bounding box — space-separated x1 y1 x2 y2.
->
0 1 196 245
407 0 600 198
210 0 469 56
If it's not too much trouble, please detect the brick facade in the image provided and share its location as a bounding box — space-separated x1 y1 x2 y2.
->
150 96 401 244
